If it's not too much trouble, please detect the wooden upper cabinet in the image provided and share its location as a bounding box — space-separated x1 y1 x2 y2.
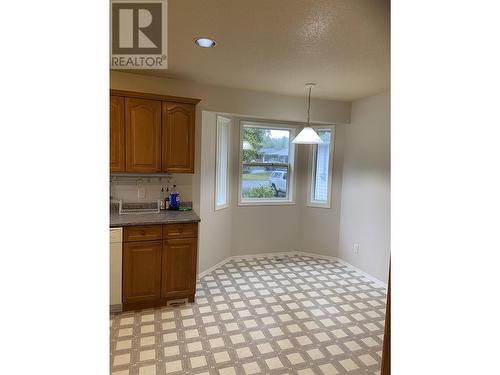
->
110 96 125 172
162 102 195 173
125 98 162 173
109 90 200 174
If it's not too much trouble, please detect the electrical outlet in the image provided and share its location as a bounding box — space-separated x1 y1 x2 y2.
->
137 186 146 199
353 243 360 254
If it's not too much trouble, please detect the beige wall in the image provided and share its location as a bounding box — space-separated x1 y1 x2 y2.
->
338 92 390 282
111 72 351 124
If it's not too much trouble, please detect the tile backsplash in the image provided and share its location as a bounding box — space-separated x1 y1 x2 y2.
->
110 174 192 204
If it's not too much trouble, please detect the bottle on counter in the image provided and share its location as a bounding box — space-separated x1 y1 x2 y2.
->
159 188 165 210
164 187 170 210
169 185 180 210
175 185 181 207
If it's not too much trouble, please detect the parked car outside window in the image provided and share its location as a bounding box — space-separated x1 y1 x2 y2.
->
269 171 287 196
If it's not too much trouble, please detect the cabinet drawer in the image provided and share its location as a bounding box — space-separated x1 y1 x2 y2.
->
124 225 162 242
163 223 198 239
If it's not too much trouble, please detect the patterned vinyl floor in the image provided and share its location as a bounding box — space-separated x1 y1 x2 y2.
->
110 255 387 375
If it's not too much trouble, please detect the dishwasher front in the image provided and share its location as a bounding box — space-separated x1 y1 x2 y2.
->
110 227 122 312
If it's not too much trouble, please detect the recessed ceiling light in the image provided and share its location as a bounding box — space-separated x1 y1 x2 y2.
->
194 37 216 48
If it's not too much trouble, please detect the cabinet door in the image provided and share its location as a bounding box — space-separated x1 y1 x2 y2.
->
123 241 162 308
162 238 197 299
162 102 195 173
125 98 162 173
110 96 125 172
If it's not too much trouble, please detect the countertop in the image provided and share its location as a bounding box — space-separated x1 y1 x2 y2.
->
110 209 201 227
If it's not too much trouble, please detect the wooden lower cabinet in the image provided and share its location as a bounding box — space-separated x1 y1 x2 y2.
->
162 238 197 302
121 223 198 311
122 240 162 310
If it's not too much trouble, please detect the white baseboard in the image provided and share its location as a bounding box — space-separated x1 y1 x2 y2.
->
197 250 387 290
296 251 387 289
230 251 299 261
332 257 387 289
294 251 338 263
197 257 231 279
197 251 294 280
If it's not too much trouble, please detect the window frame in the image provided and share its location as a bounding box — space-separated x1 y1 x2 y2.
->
238 121 297 206
215 115 231 211
307 126 335 208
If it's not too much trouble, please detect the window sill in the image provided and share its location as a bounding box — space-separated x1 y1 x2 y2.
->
306 202 331 209
215 203 230 211
238 200 296 207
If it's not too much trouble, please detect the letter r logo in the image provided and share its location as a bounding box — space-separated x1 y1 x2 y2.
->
110 0 167 69
112 2 162 54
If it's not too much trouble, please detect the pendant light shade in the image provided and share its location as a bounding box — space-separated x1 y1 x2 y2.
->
292 126 324 144
292 83 323 145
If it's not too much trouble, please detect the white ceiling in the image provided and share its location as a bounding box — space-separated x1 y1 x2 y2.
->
130 0 389 101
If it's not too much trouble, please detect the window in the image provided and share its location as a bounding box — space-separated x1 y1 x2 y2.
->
239 121 296 205
307 127 334 208
215 116 230 210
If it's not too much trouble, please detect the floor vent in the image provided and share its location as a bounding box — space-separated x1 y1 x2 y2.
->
166 298 188 307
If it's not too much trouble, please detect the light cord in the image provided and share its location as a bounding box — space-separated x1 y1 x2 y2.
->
307 86 312 126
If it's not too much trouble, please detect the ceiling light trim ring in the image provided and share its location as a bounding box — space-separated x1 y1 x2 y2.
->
194 37 217 48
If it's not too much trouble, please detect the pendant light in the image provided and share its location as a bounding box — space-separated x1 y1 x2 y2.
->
292 83 323 144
